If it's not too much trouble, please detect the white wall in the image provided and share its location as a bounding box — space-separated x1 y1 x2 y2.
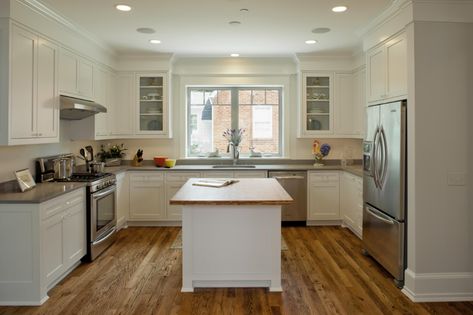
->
404 21 473 301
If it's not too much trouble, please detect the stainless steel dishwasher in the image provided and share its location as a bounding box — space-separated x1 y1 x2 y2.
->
268 171 307 223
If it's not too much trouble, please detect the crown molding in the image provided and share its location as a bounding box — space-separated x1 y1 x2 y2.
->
356 0 412 38
17 0 117 56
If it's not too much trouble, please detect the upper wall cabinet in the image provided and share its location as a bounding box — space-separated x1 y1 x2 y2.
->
59 49 94 100
300 72 334 137
0 23 59 145
366 31 407 104
135 73 170 137
298 70 365 139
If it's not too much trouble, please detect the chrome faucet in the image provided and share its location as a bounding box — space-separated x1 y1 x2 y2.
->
227 143 240 165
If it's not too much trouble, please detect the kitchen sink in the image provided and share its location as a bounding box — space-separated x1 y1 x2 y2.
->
212 165 256 168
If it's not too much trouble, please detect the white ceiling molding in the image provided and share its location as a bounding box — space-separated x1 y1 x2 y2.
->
18 0 116 56
356 0 413 38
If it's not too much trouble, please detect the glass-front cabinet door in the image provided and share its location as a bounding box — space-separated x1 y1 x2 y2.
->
301 72 333 136
136 73 167 135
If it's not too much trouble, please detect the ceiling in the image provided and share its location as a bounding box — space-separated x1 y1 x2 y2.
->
38 0 392 56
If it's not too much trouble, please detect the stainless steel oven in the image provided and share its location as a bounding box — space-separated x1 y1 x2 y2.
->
89 184 117 260
87 174 117 261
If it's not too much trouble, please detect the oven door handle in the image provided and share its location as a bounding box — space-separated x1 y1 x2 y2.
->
92 227 116 246
92 185 116 199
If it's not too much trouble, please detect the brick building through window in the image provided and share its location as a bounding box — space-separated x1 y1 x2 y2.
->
187 87 282 157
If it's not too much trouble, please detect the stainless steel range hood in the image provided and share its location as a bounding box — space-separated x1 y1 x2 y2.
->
60 95 107 120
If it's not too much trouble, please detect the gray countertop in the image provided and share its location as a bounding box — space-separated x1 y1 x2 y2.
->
0 181 86 204
105 164 363 177
0 163 362 204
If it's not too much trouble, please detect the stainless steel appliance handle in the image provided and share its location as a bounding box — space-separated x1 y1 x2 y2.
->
92 227 116 246
372 127 380 189
92 185 116 199
379 127 388 187
273 176 305 180
366 205 394 225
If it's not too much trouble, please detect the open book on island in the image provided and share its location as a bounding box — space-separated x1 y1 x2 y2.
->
192 179 239 188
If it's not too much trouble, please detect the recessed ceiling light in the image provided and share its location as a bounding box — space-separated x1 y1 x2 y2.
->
137 27 156 34
305 40 318 44
229 21 241 26
240 8 249 13
230 53 240 57
149 39 161 44
332 6 348 13
115 4 132 12
312 27 331 34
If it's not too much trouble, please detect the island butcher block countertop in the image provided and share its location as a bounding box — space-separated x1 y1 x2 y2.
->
170 178 294 206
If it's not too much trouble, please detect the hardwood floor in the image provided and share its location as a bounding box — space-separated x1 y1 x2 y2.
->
1 226 472 315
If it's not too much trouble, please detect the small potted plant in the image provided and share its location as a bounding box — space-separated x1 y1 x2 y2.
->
312 140 331 166
97 143 127 166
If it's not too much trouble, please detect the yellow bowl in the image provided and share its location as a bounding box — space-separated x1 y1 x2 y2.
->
164 159 176 168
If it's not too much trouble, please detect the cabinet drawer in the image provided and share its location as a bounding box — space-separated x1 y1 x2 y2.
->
233 171 267 178
309 172 339 183
202 171 234 178
130 173 164 182
41 188 85 220
165 172 201 182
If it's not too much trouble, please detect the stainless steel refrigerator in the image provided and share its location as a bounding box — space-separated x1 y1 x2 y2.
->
362 100 406 287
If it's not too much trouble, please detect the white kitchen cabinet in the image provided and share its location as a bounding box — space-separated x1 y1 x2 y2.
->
59 48 94 100
113 73 135 136
1 23 59 145
116 172 129 228
300 72 334 136
41 189 86 287
0 188 86 305
165 172 202 221
129 173 165 220
307 172 340 221
233 170 267 178
333 71 365 138
93 67 114 138
202 171 235 178
135 73 170 137
352 68 366 137
367 31 407 104
340 172 363 238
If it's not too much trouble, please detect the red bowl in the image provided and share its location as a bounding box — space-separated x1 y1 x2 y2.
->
154 156 167 167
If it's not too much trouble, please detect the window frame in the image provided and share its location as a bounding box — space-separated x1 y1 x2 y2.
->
186 86 283 158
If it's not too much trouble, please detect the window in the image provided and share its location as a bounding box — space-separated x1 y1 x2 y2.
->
187 87 282 157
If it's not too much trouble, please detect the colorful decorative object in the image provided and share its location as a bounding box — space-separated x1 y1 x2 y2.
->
312 140 331 166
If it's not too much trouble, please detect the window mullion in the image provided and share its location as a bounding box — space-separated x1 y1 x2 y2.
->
231 87 239 130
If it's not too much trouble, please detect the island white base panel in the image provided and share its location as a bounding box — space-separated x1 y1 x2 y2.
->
182 205 282 293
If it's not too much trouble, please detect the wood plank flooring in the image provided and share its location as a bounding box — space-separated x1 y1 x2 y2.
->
1 226 472 315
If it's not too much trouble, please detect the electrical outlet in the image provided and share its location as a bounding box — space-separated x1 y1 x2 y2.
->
447 172 466 186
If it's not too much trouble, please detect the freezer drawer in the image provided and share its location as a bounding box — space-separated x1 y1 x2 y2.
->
363 204 405 282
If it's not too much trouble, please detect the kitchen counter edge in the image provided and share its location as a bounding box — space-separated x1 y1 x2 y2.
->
0 182 87 204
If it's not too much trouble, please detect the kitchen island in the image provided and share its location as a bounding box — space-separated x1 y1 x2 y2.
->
170 178 293 292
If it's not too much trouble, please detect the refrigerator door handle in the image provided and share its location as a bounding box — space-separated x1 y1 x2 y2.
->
366 205 395 225
379 126 388 187
372 127 380 189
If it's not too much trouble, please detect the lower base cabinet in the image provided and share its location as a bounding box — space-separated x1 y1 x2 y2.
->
116 172 129 228
308 172 340 221
340 172 363 237
129 173 165 220
165 172 202 221
0 188 86 305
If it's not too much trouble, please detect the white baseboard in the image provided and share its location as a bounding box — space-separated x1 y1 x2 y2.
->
306 220 342 226
116 217 128 230
403 269 473 302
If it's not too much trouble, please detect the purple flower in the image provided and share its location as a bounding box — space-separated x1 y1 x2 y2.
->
320 144 331 157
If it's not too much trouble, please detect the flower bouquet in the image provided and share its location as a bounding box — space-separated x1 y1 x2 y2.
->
312 140 331 166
